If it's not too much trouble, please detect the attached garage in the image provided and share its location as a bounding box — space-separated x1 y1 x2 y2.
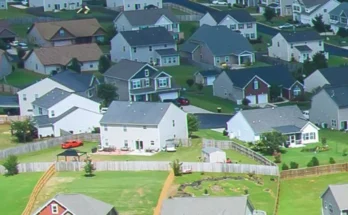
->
159 91 179 101
202 147 226 163
257 94 268 104
246 95 256 105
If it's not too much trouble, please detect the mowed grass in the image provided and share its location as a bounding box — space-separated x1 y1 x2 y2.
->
1 68 46 88
0 173 43 215
15 130 258 164
0 124 18 150
278 173 348 215
328 55 348 67
0 7 34 19
174 173 278 214
32 171 167 215
180 21 199 39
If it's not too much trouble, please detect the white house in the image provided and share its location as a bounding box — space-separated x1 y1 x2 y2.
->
24 44 103 75
292 0 340 26
227 105 319 147
99 101 188 151
202 147 226 163
0 0 7 9
32 88 102 137
28 0 82 11
268 31 328 63
17 70 100 116
329 2 348 33
106 0 162 10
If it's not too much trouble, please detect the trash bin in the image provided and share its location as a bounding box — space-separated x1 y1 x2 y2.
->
217 107 221 113
91 147 97 153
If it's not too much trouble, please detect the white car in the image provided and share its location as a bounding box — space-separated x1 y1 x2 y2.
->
212 1 227 5
100 107 108 114
166 145 176 152
10 41 19 47
278 23 294 29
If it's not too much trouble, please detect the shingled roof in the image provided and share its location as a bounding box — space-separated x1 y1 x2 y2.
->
316 66 348 87
49 70 97 92
117 8 178 26
321 184 348 211
279 30 322 43
207 10 256 23
323 85 348 108
120 27 175 46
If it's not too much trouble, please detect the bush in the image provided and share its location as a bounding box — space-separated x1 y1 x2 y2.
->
242 98 251 106
282 163 289 170
343 148 348 156
307 160 314 167
3 155 19 176
84 159 95 177
274 154 281 163
311 157 319 166
170 159 182 176
329 157 336 164
290 161 299 169
204 189 208 194
321 137 327 146
223 130 228 136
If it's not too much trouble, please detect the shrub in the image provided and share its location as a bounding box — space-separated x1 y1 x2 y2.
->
170 159 182 176
186 79 194 88
274 154 281 163
311 157 320 166
321 137 327 146
3 155 19 176
84 160 95 177
281 163 289 170
290 161 299 169
242 98 251 106
204 189 208 195
223 130 228 136
307 160 314 167
329 157 336 164
244 189 249 195
343 148 348 156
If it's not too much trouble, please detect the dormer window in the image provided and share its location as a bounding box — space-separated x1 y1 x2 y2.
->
51 110 55 117
59 29 65 36
145 69 149 77
51 204 58 214
253 79 259 90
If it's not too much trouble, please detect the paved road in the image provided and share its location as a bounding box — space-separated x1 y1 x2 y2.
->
181 105 212 114
195 113 232 129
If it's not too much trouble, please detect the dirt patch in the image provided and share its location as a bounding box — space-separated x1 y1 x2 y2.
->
137 188 144 196
167 184 180 198
211 185 223 192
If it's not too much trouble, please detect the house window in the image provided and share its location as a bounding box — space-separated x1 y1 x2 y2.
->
324 201 327 209
90 64 93 68
51 110 55 117
238 24 244 29
293 86 301 96
145 69 149 77
133 47 137 53
225 56 229 62
151 140 155 145
245 34 250 38
342 17 347 24
64 3 67 7
230 24 236 30
145 79 150 87
247 23 252 28
319 41 322 46
173 57 176 63
105 139 109 146
168 58 172 63
253 79 259 90
35 64 38 70
149 46 152 51
303 133 309 140
48 4 51 7
143 126 147 129
132 80 141 89
123 126 127 132
158 78 168 87
329 204 333 213
51 204 58 214
324 9 327 13
172 120 175 127
277 42 280 47
104 125 108 131
123 46 126 52
291 44 293 48
150 57 153 63
39 108 42 115
163 58 167 64
124 140 128 147
310 132 316 140
216 57 220 64
332 119 337 127
23 94 27 101
77 2 79 6
59 29 65 36
250 33 255 39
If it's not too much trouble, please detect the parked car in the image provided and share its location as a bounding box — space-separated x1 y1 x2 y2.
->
163 99 182 107
61 140 83 149
278 23 293 29
144 4 158 9
18 42 28 50
212 0 227 5
177 97 190 106
100 107 108 114
295 23 311 28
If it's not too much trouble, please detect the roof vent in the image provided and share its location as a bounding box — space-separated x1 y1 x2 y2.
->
258 120 261 122
252 121 255 123
133 110 136 112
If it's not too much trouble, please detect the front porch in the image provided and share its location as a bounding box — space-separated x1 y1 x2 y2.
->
237 51 255 65
285 133 303 147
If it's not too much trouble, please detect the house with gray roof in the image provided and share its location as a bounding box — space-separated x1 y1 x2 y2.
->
113 8 181 39
107 0 162 11
99 101 188 151
292 0 339 26
33 193 118 215
259 0 293 17
321 184 348 215
110 27 179 67
31 88 102 137
180 25 254 68
104 59 180 101
161 196 255 215
199 10 257 40
268 30 328 63
227 105 319 146
310 85 348 130
329 2 348 33
194 69 220 86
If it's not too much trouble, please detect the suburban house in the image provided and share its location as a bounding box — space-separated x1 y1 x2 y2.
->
194 70 220 86
258 0 293 16
199 10 257 40
304 66 348 93
110 27 179 66
268 30 328 62
28 0 82 11
0 50 12 79
329 2 348 33
292 0 339 26
24 43 103 75
0 25 16 42
99 101 188 151
33 193 118 215
104 59 180 101
213 66 304 105
106 0 162 11
321 184 348 215
310 85 348 130
180 25 254 68
27 19 105 47
0 0 7 9
161 196 255 215
32 88 102 137
113 8 181 39
227 105 320 146
17 70 100 116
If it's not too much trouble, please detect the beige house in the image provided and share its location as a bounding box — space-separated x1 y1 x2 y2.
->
27 19 106 47
268 30 328 63
24 43 103 75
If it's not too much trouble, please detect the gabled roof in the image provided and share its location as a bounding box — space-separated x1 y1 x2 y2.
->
197 70 220 77
120 27 175 46
30 18 104 40
322 85 348 108
224 66 297 89
34 107 79 127
49 70 97 92
181 25 253 56
279 30 321 43
0 27 16 38
321 184 348 211
117 8 178 26
202 147 223 154
161 196 252 215
330 3 348 16
301 0 330 8
207 10 255 23
316 66 348 86
32 88 71 109
100 101 173 125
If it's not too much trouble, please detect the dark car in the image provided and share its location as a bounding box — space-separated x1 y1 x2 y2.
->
177 97 190 106
144 4 158 9
163 99 181 107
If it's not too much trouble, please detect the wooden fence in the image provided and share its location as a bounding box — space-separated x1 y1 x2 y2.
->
176 14 203 21
163 2 203 15
0 83 21 94
153 170 175 215
0 115 30 124
202 139 276 166
280 163 348 179
0 133 100 160
273 178 281 215
21 163 56 215
0 162 53 174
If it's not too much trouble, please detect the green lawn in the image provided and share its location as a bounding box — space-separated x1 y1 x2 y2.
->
0 7 33 19
2 68 47 88
0 172 43 215
44 10 113 20
322 34 348 47
180 21 199 39
255 16 292 27
174 173 278 214
276 101 311 110
10 24 31 38
278 173 348 215
14 130 258 164
252 33 272 52
328 55 348 67
0 124 19 150
32 171 167 215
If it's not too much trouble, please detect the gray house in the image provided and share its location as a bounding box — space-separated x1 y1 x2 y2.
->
194 70 220 86
180 25 254 68
104 59 180 101
161 196 255 215
113 8 181 39
310 85 348 130
0 0 7 9
329 2 348 33
0 50 11 79
110 27 179 67
321 184 348 215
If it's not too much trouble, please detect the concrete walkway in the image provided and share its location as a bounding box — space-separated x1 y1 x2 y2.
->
181 105 212 114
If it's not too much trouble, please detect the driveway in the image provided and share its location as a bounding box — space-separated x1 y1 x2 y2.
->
181 105 212 114
195 113 232 129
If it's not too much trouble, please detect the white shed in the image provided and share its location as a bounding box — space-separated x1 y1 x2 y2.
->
202 147 226 163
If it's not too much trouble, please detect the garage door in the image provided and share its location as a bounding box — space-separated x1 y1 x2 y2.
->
159 91 179 101
54 40 72 46
246 95 256 105
257 94 268 104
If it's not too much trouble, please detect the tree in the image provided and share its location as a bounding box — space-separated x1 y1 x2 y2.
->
10 120 37 142
186 79 194 88
242 98 250 106
68 58 81 73
312 52 328 70
105 24 117 44
98 55 111 74
187 114 199 137
258 131 287 155
329 157 336 164
270 84 281 101
3 155 19 176
0 40 7 50
290 161 299 169
337 27 348 38
196 83 203 92
97 83 118 107
263 7 276 22
281 163 289 170
312 15 326 33
170 159 182 176
84 159 94 177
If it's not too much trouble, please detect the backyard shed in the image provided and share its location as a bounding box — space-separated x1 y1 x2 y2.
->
202 147 226 163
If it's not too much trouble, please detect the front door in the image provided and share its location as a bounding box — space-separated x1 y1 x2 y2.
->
289 135 296 144
135 141 143 150
341 121 348 130
54 4 60 10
